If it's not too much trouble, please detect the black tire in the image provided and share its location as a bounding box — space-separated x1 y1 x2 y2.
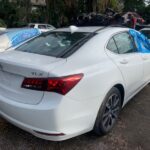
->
93 87 122 135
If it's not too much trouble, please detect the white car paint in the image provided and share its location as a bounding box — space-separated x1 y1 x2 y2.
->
0 27 150 141
0 27 6 31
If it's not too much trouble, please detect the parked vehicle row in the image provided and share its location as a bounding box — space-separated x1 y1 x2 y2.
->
0 26 150 141
28 23 55 32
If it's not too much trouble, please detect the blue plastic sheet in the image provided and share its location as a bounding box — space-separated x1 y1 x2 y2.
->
6 28 41 47
129 29 150 53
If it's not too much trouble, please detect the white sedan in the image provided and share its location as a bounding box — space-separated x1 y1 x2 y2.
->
28 23 55 32
0 26 150 141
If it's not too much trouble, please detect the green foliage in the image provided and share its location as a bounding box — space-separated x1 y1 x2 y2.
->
141 4 150 23
123 0 150 23
98 0 123 12
0 0 17 27
0 0 149 27
124 0 145 12
0 19 6 27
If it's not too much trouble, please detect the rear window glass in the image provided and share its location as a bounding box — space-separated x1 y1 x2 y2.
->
107 38 118 54
114 32 136 54
15 32 89 57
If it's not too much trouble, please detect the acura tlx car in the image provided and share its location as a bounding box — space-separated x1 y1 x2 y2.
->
0 26 150 141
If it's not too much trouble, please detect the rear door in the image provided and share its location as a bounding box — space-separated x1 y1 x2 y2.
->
106 31 144 99
140 52 150 83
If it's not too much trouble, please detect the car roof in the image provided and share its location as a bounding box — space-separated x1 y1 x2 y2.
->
54 26 129 33
29 23 50 25
55 26 105 33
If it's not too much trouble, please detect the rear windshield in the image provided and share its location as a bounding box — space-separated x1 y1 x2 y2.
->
141 30 150 39
15 31 89 57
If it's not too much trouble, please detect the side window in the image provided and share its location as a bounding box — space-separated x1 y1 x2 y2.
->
38 25 46 29
47 25 53 29
107 38 118 54
29 24 35 28
114 32 136 54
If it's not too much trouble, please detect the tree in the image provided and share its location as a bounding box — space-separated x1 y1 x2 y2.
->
98 0 123 12
145 0 150 5
141 3 150 23
45 0 78 26
0 0 17 27
123 0 145 12
24 0 31 23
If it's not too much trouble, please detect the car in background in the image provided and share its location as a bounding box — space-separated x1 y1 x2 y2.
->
0 27 6 32
0 28 40 52
28 23 55 32
140 28 150 40
0 26 150 141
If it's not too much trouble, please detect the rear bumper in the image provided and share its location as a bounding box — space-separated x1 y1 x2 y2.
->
0 93 101 141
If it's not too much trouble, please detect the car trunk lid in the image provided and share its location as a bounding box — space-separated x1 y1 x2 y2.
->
0 51 64 105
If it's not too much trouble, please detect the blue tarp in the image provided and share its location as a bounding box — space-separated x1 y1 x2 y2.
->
6 28 41 47
129 29 150 53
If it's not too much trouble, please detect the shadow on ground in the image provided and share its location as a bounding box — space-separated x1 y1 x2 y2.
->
0 86 150 150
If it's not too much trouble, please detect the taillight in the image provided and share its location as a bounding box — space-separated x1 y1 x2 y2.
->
22 74 83 95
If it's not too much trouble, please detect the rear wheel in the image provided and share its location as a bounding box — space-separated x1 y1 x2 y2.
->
93 87 122 135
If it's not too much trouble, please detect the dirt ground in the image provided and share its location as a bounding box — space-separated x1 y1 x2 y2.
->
0 86 150 150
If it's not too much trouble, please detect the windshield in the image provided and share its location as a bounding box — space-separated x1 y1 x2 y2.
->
141 30 150 39
16 31 89 57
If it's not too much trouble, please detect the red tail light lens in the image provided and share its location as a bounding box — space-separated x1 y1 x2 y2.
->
22 74 83 95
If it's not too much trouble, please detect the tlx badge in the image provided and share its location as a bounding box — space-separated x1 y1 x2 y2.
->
31 72 43 77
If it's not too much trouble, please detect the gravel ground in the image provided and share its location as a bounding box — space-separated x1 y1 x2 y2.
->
0 86 150 150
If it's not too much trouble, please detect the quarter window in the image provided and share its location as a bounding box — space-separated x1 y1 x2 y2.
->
107 38 118 54
114 32 136 54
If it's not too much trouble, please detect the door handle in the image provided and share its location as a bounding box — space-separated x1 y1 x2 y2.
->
120 59 128 64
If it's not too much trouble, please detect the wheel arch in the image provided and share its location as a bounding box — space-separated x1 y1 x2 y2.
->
114 84 125 106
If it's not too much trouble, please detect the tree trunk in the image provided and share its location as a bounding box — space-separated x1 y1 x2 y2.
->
45 0 51 23
25 0 31 23
92 0 97 12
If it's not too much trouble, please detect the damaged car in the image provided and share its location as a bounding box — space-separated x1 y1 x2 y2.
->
0 26 150 141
